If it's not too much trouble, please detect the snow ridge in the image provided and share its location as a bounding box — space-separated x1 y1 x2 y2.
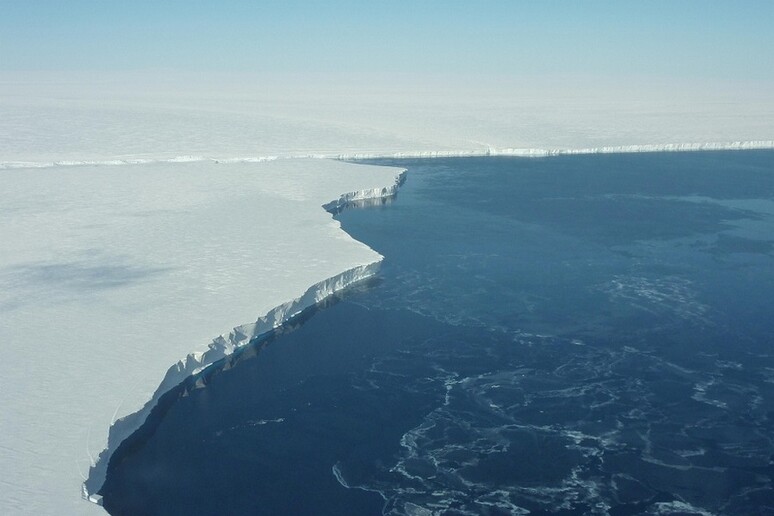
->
84 168 407 504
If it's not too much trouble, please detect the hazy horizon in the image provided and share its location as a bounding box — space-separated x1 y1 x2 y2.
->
2 1 773 85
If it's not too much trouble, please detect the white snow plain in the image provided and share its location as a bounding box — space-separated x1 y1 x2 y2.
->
3 73 774 167
1 72 774 514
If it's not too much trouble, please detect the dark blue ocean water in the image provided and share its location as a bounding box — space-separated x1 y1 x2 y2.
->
102 152 774 515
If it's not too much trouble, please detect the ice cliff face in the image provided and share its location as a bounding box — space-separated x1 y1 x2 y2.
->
0 158 405 516
4 142 774 170
323 169 408 213
83 166 407 503
334 140 774 160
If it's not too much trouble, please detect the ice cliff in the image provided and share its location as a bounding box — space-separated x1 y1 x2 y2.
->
0 158 405 515
335 140 774 160
3 142 774 171
82 166 407 503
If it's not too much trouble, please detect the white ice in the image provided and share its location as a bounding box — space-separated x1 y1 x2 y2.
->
1 72 773 515
0 158 403 515
2 73 774 167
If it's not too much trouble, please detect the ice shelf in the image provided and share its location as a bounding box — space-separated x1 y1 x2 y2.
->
3 72 774 167
1 72 773 515
4 141 774 171
0 159 405 515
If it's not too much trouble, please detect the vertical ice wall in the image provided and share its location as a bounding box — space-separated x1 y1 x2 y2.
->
0 158 405 515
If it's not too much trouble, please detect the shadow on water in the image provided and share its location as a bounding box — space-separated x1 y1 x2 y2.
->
99 275 458 515
101 279 368 466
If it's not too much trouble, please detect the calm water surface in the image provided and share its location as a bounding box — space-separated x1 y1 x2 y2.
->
102 152 774 515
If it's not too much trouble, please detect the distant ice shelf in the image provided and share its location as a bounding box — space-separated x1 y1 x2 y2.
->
4 141 773 171
334 140 774 160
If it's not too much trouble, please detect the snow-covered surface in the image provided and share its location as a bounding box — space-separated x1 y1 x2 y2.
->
1 72 774 514
2 73 774 166
0 158 404 515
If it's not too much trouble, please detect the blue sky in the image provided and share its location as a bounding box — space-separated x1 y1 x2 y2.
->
2 1 773 81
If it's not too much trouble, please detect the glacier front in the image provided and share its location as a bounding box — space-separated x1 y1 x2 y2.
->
0 158 404 515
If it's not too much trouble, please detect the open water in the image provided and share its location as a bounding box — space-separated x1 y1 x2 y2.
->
102 152 774 515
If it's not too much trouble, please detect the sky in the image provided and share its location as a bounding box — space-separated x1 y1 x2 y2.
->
1 1 773 82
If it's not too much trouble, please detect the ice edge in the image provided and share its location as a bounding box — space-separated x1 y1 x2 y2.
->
83 168 408 505
3 140 774 170
336 140 774 159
